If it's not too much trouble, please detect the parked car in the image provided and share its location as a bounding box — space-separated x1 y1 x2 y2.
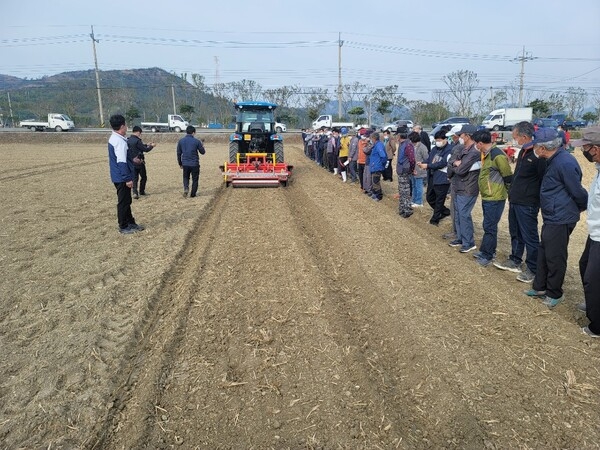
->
431 117 470 128
546 114 586 130
532 118 559 129
381 119 414 132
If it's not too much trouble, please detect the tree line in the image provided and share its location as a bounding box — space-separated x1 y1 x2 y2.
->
1 68 598 128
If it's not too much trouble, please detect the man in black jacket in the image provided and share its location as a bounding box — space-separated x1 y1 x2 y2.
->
494 122 545 282
127 126 156 199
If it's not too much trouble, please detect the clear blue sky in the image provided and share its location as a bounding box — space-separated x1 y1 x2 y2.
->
1 0 599 104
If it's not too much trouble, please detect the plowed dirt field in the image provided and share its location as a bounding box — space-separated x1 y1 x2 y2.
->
0 133 599 449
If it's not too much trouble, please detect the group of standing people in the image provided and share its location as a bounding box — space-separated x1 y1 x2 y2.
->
107 114 206 235
302 120 600 339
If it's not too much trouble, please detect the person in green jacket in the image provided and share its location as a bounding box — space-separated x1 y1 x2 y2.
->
471 129 513 267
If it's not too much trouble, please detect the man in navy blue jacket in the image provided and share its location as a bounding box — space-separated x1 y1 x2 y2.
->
419 129 453 225
524 128 588 308
108 114 144 234
177 126 206 197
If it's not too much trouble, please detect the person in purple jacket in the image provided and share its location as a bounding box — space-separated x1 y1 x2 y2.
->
107 114 144 235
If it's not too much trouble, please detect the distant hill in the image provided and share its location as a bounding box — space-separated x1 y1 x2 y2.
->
0 68 230 127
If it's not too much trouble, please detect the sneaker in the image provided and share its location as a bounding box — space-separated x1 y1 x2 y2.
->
582 326 600 338
542 295 564 309
371 195 381 201
411 203 423 208
475 256 492 267
448 239 462 247
119 227 136 235
516 268 535 283
128 223 145 231
400 211 413 218
524 289 546 298
183 190 189 198
493 258 522 273
460 245 477 253
577 302 586 312
133 193 139 200
442 232 456 240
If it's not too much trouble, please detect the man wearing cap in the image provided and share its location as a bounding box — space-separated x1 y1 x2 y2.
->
493 122 545 282
523 128 587 309
447 124 481 253
418 129 453 225
471 129 513 267
572 127 600 337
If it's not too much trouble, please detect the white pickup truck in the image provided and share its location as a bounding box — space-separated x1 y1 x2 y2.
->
20 113 75 132
141 114 189 132
312 114 354 130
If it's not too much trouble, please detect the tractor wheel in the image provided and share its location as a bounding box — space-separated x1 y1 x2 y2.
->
229 141 239 163
274 141 284 163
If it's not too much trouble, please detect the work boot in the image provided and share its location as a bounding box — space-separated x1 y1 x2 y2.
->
333 168 338 175
341 172 347 182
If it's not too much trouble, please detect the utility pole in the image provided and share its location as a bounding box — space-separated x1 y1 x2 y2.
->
171 84 177 115
513 46 534 108
7 92 14 127
90 26 105 127
337 33 343 120
490 86 494 109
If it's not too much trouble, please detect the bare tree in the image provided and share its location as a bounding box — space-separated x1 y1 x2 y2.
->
230 79 263 102
361 86 377 126
442 70 479 116
341 81 367 117
506 78 520 107
592 90 600 121
564 87 587 118
547 92 565 114
302 87 330 122
263 85 300 109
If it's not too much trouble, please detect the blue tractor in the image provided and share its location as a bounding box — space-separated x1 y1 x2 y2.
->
228 101 284 163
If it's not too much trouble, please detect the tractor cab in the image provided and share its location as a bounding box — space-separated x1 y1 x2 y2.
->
222 101 291 188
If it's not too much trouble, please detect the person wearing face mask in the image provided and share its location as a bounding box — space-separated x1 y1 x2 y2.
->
569 127 600 337
418 129 453 225
447 125 480 253
523 128 587 309
471 129 513 267
493 121 546 282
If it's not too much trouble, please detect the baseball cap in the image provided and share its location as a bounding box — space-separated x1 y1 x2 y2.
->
571 126 600 147
531 128 559 146
457 124 478 136
445 125 462 137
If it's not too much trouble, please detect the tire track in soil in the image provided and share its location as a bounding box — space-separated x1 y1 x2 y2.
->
89 186 231 449
105 185 415 449
101 176 485 449
0 155 107 182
